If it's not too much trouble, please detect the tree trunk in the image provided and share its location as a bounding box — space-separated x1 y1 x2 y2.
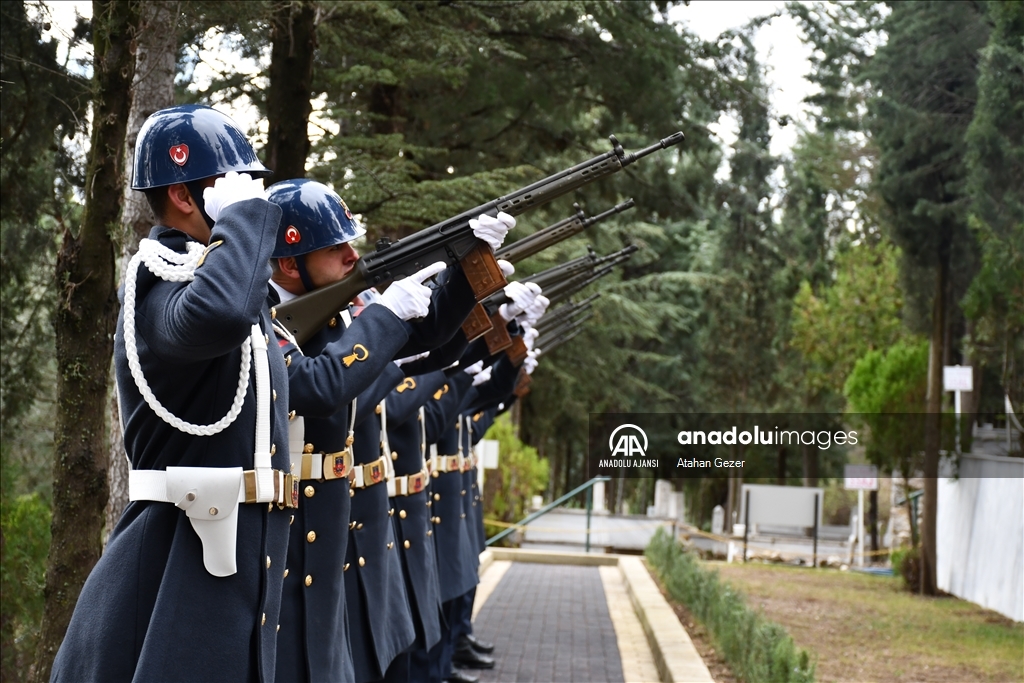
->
266 0 317 180
31 3 138 680
105 0 178 546
921 256 947 596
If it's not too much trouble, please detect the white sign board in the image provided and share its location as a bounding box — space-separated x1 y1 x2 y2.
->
739 484 823 528
844 464 879 490
943 365 973 392
479 439 499 470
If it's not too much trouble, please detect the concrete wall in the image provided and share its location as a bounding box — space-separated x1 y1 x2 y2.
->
937 453 1024 622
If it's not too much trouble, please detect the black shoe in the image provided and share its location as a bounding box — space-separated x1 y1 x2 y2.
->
460 633 495 654
452 644 495 670
447 669 480 683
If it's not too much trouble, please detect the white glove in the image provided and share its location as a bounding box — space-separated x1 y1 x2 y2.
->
523 326 540 352
498 259 515 277
471 365 493 386
394 351 429 367
523 350 539 375
463 360 484 376
525 294 550 325
378 261 446 320
498 281 536 321
470 211 516 251
203 172 264 222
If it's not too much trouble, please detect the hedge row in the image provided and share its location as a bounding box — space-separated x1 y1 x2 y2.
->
645 529 815 683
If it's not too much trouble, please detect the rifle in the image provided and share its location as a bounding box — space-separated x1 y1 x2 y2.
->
534 292 601 335
276 134 683 344
536 326 584 355
535 298 597 336
461 200 634 343
536 312 594 349
495 198 635 263
483 244 637 317
539 244 638 306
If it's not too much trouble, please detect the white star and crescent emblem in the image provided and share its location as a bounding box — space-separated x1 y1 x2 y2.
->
169 144 189 166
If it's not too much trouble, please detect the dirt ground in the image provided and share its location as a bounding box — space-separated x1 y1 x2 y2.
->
709 562 1023 683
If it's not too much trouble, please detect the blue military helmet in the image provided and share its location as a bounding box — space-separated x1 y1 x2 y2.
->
131 105 271 190
266 179 366 259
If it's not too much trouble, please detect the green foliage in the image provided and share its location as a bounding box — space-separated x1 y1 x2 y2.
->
482 414 549 528
864 0 988 330
0 490 52 681
962 0 1024 403
646 529 815 683
844 340 929 475
791 240 907 397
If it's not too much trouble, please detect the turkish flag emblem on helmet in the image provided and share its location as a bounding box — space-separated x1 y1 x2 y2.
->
284 226 301 244
169 144 189 166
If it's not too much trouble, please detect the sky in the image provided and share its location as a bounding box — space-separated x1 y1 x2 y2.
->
37 1 817 162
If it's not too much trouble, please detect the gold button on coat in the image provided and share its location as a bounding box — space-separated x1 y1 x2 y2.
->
358 557 366 567
344 563 350 571
399 510 407 519
283 569 289 578
304 575 313 587
304 486 315 498
433 493 440 501
306 531 316 543
404 540 411 549
262 613 266 626
266 556 271 568
387 542 394 550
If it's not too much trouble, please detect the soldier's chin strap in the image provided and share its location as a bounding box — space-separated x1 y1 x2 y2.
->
185 180 215 230
295 254 318 294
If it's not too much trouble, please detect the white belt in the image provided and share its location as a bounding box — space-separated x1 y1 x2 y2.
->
127 324 281 577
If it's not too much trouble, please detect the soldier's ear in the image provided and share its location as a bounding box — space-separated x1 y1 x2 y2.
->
276 256 301 282
166 183 195 215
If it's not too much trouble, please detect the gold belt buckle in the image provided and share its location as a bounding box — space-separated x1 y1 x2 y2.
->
367 458 385 485
324 450 349 480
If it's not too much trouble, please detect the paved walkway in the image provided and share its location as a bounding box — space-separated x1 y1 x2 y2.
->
473 563 630 683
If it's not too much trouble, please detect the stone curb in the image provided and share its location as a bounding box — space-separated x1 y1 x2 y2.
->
476 548 713 682
619 556 714 683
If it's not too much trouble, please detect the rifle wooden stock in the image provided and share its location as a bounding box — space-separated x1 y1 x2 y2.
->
506 336 529 365
460 302 493 341
460 240 507 299
513 370 532 397
482 313 513 354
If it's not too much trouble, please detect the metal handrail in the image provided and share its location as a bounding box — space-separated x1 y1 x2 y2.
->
486 476 610 551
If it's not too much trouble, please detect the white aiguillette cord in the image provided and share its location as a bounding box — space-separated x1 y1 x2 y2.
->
123 238 251 436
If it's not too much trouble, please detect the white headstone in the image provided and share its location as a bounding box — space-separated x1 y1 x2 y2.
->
592 480 606 512
712 505 725 536
654 480 674 518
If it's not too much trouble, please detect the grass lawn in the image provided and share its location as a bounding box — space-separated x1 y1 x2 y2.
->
710 562 1023 683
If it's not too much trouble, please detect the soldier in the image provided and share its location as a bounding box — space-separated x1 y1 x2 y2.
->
52 105 293 682
267 178 515 683
266 179 444 682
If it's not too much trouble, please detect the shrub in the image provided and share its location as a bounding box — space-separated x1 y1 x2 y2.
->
890 546 921 593
646 528 815 683
481 414 548 536
1 492 51 682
